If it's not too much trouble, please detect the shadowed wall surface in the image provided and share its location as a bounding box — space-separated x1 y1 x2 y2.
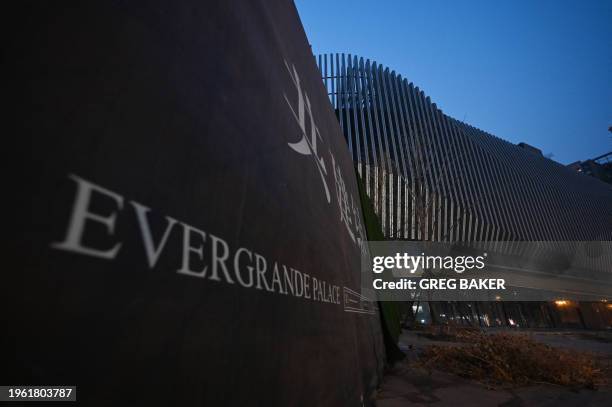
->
4 2 384 405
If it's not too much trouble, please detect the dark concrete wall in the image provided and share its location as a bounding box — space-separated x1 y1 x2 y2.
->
4 1 384 405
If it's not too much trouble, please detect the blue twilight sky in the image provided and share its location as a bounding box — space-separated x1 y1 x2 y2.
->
294 0 611 164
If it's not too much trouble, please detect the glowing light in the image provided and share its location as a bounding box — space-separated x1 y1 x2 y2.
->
554 300 569 307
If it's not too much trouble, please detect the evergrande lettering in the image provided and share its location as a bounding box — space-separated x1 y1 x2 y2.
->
51 174 341 305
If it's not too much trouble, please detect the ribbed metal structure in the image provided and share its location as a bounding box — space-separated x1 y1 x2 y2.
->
316 53 612 246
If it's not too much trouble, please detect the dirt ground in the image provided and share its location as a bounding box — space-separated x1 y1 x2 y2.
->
377 329 612 407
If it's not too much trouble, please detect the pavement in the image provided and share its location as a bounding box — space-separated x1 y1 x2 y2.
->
376 329 612 407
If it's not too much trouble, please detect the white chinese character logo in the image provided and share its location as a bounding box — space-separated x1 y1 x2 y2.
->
283 60 331 203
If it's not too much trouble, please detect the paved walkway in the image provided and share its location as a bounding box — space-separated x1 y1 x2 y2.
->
377 329 612 407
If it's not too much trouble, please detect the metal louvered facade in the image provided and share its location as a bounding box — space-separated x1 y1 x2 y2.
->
317 53 612 245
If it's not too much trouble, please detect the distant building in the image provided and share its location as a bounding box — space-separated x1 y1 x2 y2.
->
517 142 543 156
317 53 612 329
567 152 612 184
316 53 612 242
